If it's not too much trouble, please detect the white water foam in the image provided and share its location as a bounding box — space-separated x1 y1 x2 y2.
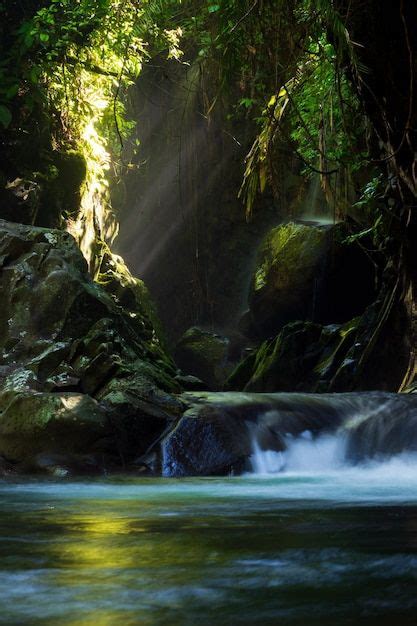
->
249 429 417 481
250 431 347 475
250 441 285 474
245 437 417 504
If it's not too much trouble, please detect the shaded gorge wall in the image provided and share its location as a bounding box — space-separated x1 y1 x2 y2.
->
112 58 290 344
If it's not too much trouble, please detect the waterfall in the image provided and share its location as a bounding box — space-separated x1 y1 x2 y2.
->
163 391 417 477
250 430 347 475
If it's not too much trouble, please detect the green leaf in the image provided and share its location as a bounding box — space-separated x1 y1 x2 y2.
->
0 104 12 128
240 97 254 109
267 95 276 107
29 67 40 83
208 4 220 13
40 32 50 43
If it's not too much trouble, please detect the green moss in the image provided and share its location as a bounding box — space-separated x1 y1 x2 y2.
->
227 316 361 393
226 351 257 390
94 243 170 355
254 222 327 295
174 328 230 390
313 318 360 379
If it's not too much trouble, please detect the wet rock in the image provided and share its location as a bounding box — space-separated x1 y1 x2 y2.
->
162 391 359 477
23 452 102 477
246 222 376 339
163 407 251 477
174 327 231 390
0 219 181 470
0 454 16 476
227 318 360 392
344 394 417 461
174 374 206 391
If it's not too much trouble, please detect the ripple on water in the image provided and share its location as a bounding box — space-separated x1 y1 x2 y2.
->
1 472 417 625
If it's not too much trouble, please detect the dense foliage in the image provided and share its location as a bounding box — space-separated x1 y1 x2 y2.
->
0 0 183 265
0 1 413 268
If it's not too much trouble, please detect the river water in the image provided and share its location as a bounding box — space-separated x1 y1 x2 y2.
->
1 449 417 626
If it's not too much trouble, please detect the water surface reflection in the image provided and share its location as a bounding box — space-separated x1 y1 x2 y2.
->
1 476 417 625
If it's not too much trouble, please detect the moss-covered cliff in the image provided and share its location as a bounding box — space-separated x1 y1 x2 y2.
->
0 219 183 474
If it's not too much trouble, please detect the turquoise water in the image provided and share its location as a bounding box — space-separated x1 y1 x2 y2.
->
1 464 417 625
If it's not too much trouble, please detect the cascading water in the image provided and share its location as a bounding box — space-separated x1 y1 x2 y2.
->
163 391 417 477
241 392 417 477
250 430 348 475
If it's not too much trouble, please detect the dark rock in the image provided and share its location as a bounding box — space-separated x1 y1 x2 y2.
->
0 390 110 462
247 222 376 339
345 394 417 461
163 407 251 477
23 452 102 477
0 219 182 471
227 318 360 392
0 150 87 229
174 327 231 390
174 374 207 391
0 453 16 476
226 350 257 391
248 223 327 337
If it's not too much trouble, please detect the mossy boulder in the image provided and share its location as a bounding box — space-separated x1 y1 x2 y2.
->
247 221 376 338
0 219 182 472
227 318 361 392
248 223 326 337
94 243 167 351
174 327 231 390
0 390 109 462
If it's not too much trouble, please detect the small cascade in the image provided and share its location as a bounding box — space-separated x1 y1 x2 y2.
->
163 391 417 477
250 431 347 475
250 440 284 474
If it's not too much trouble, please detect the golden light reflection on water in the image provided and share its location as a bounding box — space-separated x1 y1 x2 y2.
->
63 611 155 626
47 502 213 584
40 502 209 625
52 514 141 570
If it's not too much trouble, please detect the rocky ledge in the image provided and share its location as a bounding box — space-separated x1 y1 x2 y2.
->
0 219 184 476
162 391 417 477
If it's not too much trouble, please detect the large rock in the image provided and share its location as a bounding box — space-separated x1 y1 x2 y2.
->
229 279 411 395
163 407 251 477
228 318 360 393
0 391 109 462
174 327 232 390
163 392 288 477
163 391 417 477
0 219 183 472
246 221 376 338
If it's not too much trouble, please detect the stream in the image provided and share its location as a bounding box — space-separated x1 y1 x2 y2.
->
2 449 417 625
